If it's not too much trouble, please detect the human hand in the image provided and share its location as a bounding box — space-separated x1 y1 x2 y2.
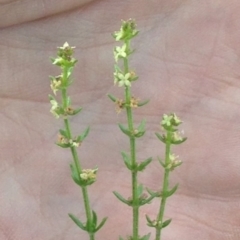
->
0 1 239 239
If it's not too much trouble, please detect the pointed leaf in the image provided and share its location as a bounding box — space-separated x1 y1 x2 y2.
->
80 126 90 141
56 142 71 148
113 191 131 206
118 123 131 137
66 96 71 107
121 152 132 170
140 194 155 205
157 156 165 168
145 214 153 225
59 129 68 138
163 184 179 198
72 107 82 116
114 64 122 73
134 130 145 138
155 132 166 143
48 94 55 101
162 218 172 228
95 217 108 232
92 210 97 228
137 119 146 132
140 233 151 240
107 94 117 102
68 213 86 231
137 184 143 197
137 99 149 107
70 163 81 186
134 120 146 138
146 187 161 198
67 66 74 78
171 137 187 145
137 157 152 171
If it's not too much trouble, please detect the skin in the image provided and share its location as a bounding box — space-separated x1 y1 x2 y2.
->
0 0 240 239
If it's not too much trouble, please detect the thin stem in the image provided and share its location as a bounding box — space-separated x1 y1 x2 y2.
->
124 40 139 240
61 75 94 240
155 130 172 240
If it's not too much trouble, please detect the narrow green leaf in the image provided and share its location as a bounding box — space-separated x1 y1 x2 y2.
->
67 66 74 78
118 123 132 137
119 236 124 240
134 120 146 137
66 96 71 107
72 107 82 116
59 129 68 138
137 99 149 107
56 142 71 148
140 233 151 240
157 156 165 168
113 191 130 206
80 126 90 141
70 163 81 186
163 184 179 198
114 64 122 73
171 137 187 145
121 152 132 170
134 130 145 138
68 213 86 231
162 218 172 228
95 217 108 232
146 187 161 198
145 214 153 225
92 210 97 228
137 157 152 171
137 184 143 197
107 94 117 102
137 119 146 132
48 94 55 101
155 132 166 143
140 194 155 205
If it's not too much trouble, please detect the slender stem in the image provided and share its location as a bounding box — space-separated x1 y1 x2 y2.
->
61 73 94 240
155 130 172 240
124 40 139 240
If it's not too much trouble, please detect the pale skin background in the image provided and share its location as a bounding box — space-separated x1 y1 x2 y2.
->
0 0 240 239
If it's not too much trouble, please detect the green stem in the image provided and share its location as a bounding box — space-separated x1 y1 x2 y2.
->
124 40 139 240
155 130 172 240
62 76 94 240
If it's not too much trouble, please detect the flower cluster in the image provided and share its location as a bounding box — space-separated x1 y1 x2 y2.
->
112 19 139 87
80 168 98 182
156 113 187 145
49 42 81 119
113 19 139 41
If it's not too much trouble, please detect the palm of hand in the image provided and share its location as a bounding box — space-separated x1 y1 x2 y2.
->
0 1 239 239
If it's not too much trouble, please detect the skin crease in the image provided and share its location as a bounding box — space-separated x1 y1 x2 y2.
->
0 0 240 239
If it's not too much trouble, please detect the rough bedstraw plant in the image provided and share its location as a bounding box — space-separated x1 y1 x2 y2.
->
108 20 187 240
48 19 186 240
49 42 107 240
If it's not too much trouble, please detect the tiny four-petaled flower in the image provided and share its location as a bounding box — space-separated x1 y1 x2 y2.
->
118 72 131 87
114 44 127 62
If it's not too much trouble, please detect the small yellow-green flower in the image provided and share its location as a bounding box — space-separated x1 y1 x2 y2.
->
50 99 60 118
166 153 182 171
80 168 98 181
118 72 131 87
114 44 127 62
50 76 62 95
161 114 173 127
